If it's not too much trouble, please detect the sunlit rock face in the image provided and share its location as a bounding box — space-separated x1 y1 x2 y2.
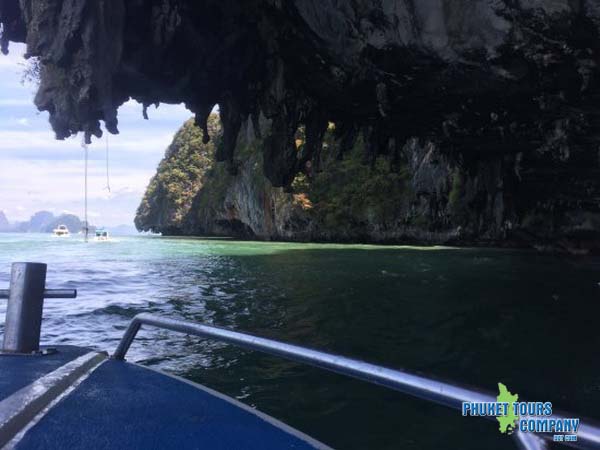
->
2 1 600 251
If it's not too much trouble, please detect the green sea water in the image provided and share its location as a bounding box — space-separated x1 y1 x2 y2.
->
0 233 599 449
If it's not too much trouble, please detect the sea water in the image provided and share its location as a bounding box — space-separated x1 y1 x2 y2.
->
0 233 598 449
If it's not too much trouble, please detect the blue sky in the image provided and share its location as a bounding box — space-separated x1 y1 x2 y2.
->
0 43 193 227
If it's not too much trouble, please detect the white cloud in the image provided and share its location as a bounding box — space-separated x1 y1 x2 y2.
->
0 129 175 153
0 157 159 225
0 43 28 64
0 98 34 106
0 54 25 69
0 58 19 69
0 42 189 226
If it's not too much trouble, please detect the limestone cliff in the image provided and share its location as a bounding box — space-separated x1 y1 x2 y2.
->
135 116 221 235
3 1 600 251
137 117 600 252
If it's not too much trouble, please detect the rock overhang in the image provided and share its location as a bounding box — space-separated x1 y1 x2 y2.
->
0 0 599 189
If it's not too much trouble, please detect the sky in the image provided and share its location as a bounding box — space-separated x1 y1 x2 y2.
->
0 43 193 227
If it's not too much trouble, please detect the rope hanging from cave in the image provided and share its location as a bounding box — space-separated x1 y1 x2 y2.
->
81 136 89 243
80 132 112 243
105 133 111 193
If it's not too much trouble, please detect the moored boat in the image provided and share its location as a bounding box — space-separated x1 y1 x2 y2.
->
94 228 110 241
52 224 70 237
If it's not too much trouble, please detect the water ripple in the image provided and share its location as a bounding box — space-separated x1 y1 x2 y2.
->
0 233 599 449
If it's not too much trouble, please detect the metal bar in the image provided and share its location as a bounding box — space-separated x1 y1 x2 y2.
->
0 289 77 299
2 263 47 353
114 313 600 450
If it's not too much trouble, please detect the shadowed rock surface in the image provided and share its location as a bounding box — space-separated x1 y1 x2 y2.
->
2 1 600 251
137 117 599 253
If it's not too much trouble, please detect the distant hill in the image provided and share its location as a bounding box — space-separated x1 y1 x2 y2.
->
0 211 94 234
0 211 9 231
18 211 54 232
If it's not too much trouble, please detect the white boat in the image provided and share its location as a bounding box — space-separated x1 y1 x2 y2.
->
94 228 110 241
52 225 70 237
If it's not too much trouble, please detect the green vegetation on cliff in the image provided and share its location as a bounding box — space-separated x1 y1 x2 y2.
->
136 117 427 241
135 116 221 233
297 130 413 232
136 116 600 252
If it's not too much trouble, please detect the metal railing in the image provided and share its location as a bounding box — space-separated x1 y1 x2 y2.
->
114 313 600 450
0 290 77 299
1 262 597 449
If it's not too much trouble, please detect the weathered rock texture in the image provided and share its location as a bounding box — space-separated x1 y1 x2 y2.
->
2 1 600 251
137 117 600 253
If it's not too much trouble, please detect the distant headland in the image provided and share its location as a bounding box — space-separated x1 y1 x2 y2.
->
0 211 137 235
0 210 89 234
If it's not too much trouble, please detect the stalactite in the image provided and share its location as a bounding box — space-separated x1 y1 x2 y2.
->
194 103 215 144
1 0 599 196
217 94 243 168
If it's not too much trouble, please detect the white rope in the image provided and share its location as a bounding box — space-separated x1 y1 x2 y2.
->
81 136 89 243
105 133 111 193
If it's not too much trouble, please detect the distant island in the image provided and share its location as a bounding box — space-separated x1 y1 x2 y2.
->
0 210 88 234
0 211 137 235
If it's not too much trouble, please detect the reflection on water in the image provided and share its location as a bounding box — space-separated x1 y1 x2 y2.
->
1 233 599 449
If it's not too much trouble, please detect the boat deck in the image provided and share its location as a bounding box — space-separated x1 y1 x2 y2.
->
0 346 329 449
0 346 89 402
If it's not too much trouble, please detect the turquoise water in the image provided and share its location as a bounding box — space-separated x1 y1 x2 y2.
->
0 233 599 449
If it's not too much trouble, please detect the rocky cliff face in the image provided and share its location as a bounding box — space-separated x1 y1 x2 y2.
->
135 116 222 235
3 1 600 251
137 117 600 252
